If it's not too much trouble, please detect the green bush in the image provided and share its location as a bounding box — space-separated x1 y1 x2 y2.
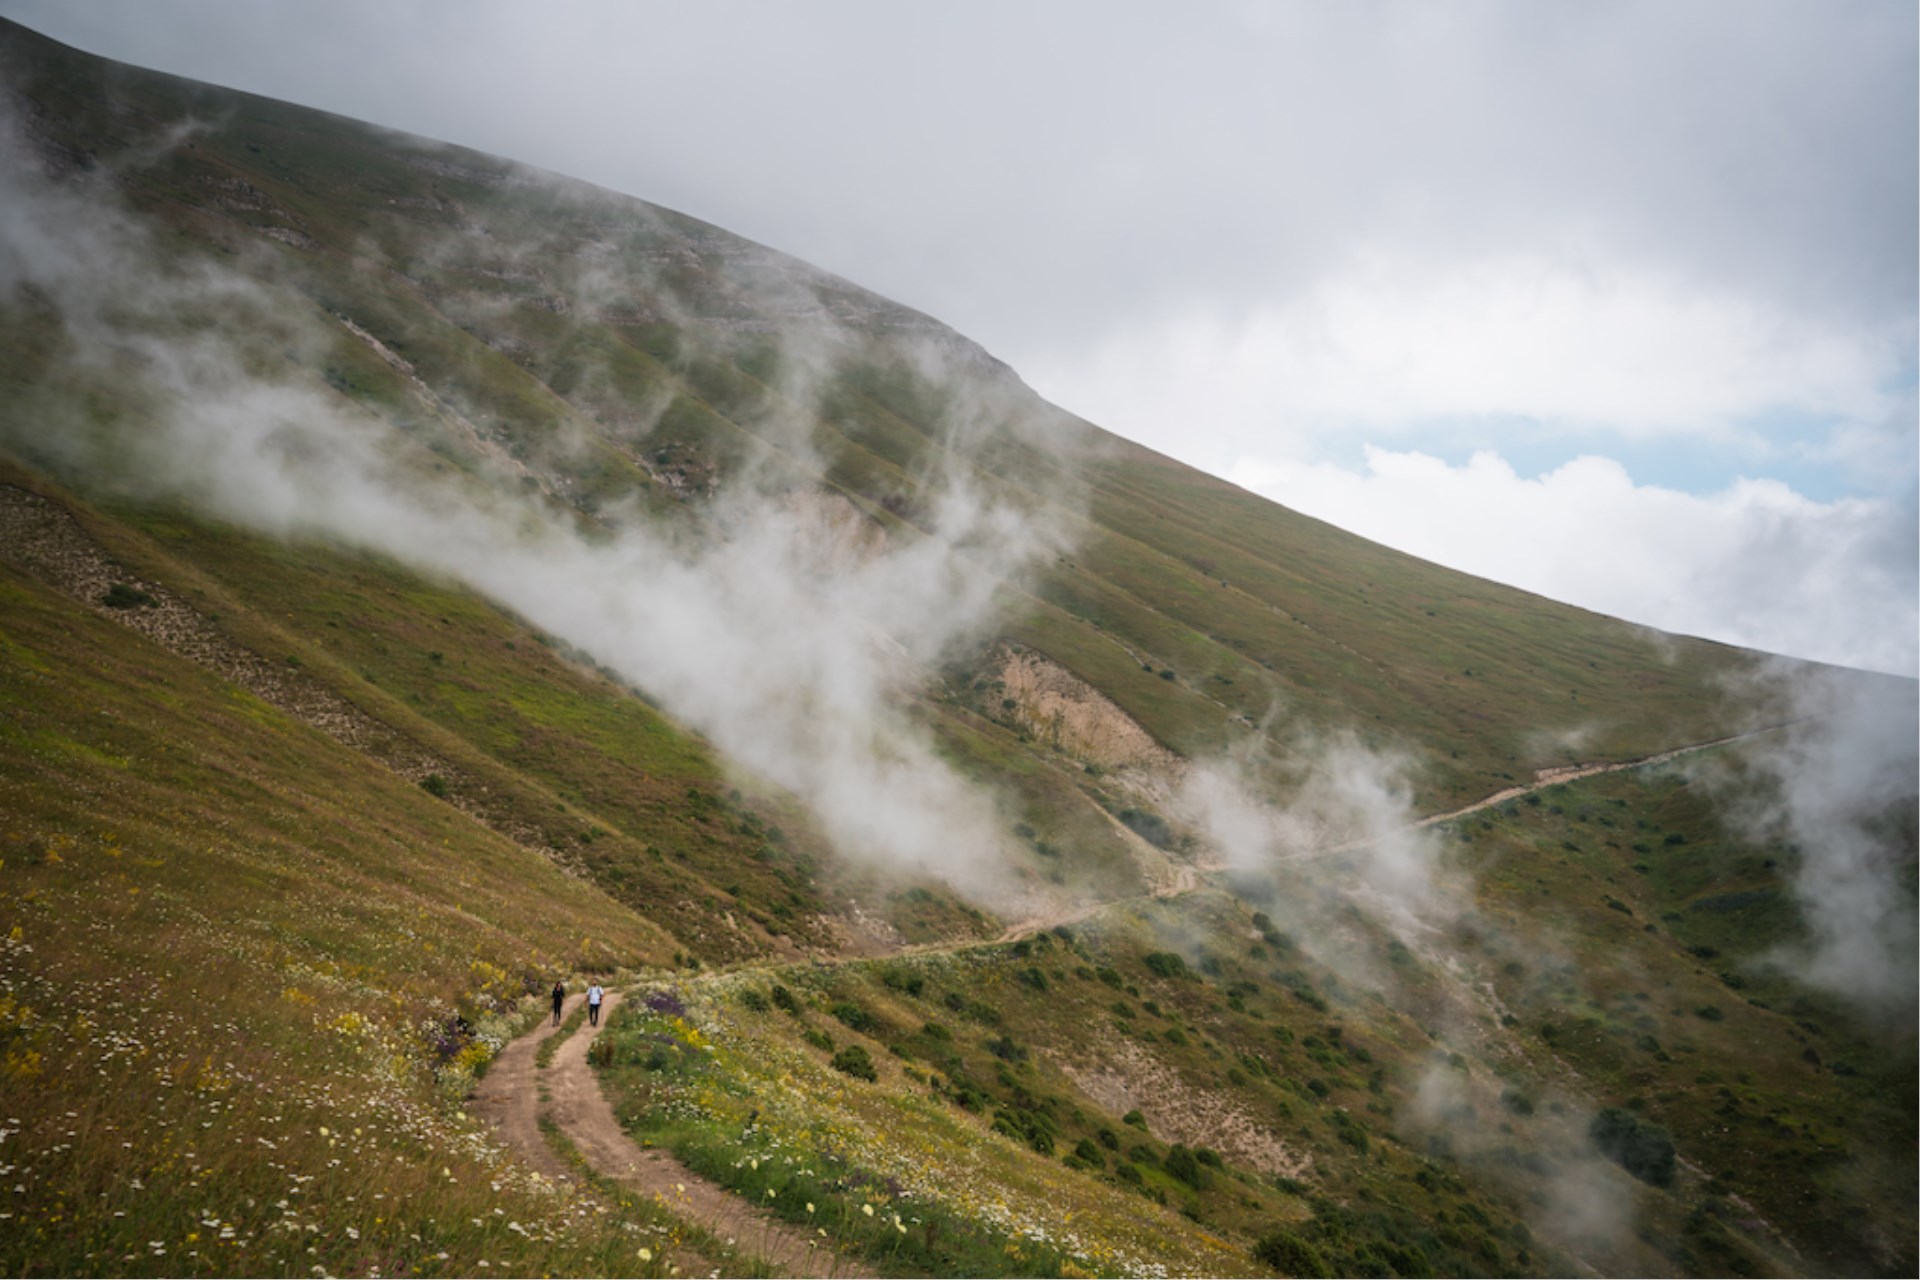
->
1119 808 1175 849
1253 1228 1331 1278
101 582 155 609
419 773 449 798
1069 1137 1105 1169
1164 1144 1210 1189
830 1044 877 1082
769 984 800 1014
830 1001 882 1034
1590 1106 1676 1186
1143 951 1188 979
992 1106 1056 1154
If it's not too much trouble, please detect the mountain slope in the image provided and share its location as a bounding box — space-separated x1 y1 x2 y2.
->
1 18 1913 1279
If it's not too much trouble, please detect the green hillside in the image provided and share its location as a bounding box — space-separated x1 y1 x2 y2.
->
1 18 1913 1278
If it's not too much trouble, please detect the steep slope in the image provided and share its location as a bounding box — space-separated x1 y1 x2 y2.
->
1 18 1914 1280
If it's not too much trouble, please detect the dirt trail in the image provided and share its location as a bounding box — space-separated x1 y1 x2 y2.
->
997 727 1789 939
469 995 582 1187
484 990 869 1279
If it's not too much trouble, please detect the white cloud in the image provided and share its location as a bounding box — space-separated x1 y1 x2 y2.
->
1027 251 1907 470
1228 447 1917 677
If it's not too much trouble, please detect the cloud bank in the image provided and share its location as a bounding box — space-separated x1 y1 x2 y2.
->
1229 447 1918 677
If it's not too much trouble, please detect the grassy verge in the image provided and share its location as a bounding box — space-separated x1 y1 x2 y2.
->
593 982 1260 1277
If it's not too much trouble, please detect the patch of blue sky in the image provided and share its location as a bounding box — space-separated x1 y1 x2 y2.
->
1314 402 1913 506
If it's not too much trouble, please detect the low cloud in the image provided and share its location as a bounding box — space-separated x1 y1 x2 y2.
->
0 113 1061 908
1709 662 1920 1020
1177 732 1461 941
1228 447 1917 677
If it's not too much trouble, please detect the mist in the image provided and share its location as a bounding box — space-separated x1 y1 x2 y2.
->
0 113 1063 908
1710 661 1920 1019
1177 732 1462 940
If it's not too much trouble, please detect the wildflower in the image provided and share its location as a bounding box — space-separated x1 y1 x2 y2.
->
806 1203 816 1215
638 1248 653 1263
861 1204 873 1217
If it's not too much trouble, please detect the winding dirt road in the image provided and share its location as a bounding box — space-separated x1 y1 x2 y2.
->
474 991 867 1279
998 726 1791 940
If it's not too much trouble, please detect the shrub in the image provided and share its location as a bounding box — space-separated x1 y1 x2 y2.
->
736 987 769 1012
1590 1106 1676 1186
830 1001 882 1034
1164 1144 1210 1189
830 1044 877 1082
1069 1137 1106 1170
802 1028 834 1053
986 1034 1028 1063
1118 808 1175 849
1122 1109 1147 1129
419 773 449 798
769 984 800 1014
1143 951 1188 979
992 1106 1056 1154
1254 1228 1331 1277
880 967 925 997
101 582 155 609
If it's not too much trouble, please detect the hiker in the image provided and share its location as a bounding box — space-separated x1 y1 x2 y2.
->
550 980 565 1026
587 981 604 1026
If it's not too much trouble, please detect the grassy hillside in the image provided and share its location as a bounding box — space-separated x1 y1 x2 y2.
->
1 16 1914 1279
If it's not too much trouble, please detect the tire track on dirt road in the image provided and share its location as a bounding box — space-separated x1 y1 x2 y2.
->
478 990 869 1278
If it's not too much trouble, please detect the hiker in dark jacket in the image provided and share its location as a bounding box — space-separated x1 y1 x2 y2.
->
551 981 566 1026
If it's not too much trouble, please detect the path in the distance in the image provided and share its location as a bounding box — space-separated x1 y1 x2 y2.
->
476 991 869 1279
999 725 1790 940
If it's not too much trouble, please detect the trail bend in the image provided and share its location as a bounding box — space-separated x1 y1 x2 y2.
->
475 991 868 1278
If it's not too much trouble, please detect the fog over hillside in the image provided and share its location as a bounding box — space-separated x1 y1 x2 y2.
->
0 19 1915 1278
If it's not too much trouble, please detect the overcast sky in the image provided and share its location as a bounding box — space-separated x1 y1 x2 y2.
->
6 0 1915 675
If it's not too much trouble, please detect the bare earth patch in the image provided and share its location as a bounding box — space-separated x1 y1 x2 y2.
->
1059 1033 1314 1180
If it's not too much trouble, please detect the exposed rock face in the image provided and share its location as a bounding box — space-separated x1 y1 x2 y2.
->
995 644 1185 779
